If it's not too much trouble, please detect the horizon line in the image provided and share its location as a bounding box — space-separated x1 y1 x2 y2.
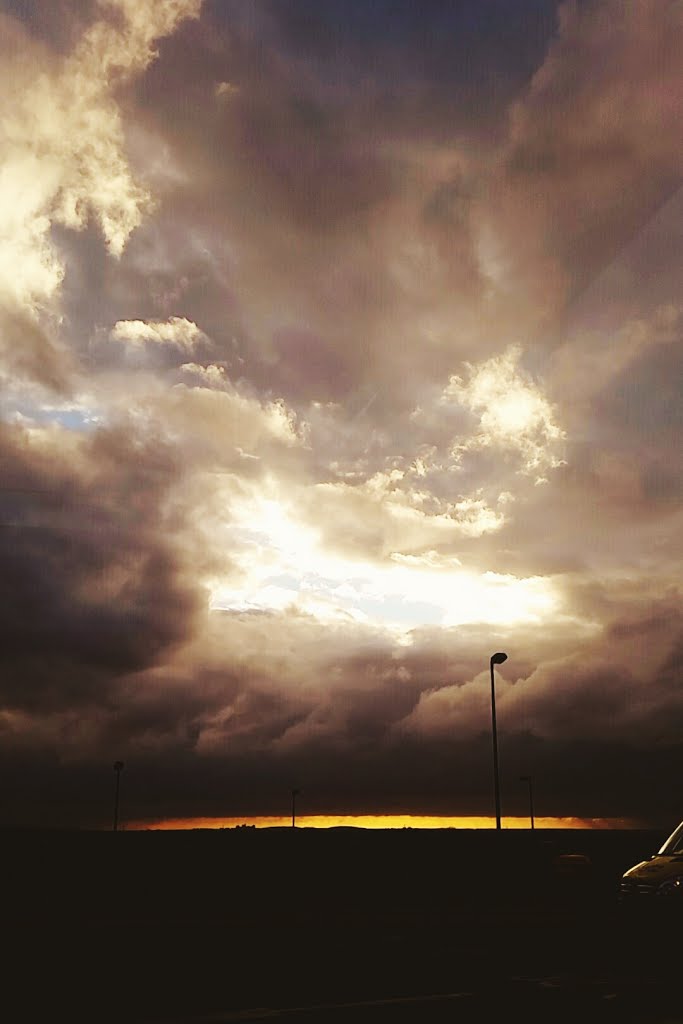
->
125 813 647 831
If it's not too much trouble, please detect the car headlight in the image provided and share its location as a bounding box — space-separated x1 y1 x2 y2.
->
656 876 683 898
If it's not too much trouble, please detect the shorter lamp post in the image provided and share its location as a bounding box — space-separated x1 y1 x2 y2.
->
489 652 508 830
113 761 124 831
520 775 535 830
291 788 300 828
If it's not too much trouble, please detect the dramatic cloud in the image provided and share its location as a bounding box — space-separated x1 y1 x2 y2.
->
0 0 202 386
1 0 681 829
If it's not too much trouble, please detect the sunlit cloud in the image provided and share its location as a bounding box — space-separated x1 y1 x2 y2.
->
1 0 202 294
208 488 561 632
110 317 206 351
443 345 566 477
0 0 202 389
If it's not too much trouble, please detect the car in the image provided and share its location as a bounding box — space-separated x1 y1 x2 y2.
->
619 819 683 907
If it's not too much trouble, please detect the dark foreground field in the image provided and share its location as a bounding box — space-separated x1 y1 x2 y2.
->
3 827 680 1023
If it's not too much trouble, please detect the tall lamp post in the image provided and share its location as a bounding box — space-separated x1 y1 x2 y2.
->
489 652 507 830
291 788 300 829
113 760 124 831
520 775 535 830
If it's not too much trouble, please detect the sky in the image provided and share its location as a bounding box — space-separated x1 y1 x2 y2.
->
0 0 681 830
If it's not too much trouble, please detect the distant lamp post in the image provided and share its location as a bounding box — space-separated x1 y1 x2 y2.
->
489 652 508 831
520 775 535 830
291 788 300 829
113 761 124 832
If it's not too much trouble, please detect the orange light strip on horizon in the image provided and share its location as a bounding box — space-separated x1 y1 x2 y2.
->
126 813 643 831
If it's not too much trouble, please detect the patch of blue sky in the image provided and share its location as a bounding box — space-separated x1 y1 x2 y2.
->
47 408 99 430
342 593 443 627
264 571 443 628
2 401 100 431
263 573 302 591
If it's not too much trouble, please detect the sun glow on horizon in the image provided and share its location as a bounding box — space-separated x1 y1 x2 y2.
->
126 814 643 831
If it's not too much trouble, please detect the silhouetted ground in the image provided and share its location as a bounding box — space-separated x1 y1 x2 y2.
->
2 827 679 1023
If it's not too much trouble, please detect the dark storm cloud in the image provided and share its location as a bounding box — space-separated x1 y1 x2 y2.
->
5 597 680 826
0 565 680 826
500 0 683 307
213 0 560 139
0 420 203 712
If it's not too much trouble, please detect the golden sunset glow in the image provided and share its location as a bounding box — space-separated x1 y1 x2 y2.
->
127 815 643 831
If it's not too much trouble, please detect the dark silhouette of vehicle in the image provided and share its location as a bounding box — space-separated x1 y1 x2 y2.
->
619 819 683 906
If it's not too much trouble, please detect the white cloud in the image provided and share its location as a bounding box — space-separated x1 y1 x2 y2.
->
111 317 205 351
179 363 229 387
452 497 505 537
443 345 566 475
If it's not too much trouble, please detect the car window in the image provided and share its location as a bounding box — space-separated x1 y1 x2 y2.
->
658 821 683 855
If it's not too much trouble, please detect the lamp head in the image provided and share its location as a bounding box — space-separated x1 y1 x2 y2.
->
490 652 508 665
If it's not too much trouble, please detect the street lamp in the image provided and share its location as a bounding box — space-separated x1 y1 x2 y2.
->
489 652 507 830
520 775 535 830
291 788 300 829
113 761 124 831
